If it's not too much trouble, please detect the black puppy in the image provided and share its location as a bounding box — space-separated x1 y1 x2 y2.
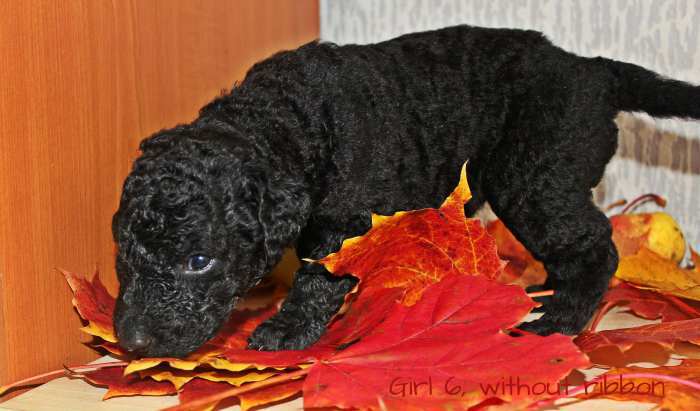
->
112 25 700 357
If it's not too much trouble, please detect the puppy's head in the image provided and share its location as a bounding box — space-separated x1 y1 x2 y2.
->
112 124 308 357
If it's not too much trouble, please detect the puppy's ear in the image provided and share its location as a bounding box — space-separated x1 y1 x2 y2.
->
226 162 310 270
256 172 310 265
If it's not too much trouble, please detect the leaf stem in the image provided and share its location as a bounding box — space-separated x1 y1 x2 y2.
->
664 294 700 318
162 367 311 411
588 301 615 332
620 193 666 214
526 290 554 299
0 361 127 397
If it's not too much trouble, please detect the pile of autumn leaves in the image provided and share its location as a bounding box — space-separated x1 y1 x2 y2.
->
43 170 700 409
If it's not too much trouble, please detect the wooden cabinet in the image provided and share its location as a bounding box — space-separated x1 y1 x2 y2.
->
0 0 318 389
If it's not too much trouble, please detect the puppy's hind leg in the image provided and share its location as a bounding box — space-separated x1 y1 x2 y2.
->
483 88 620 334
247 214 370 351
486 172 618 335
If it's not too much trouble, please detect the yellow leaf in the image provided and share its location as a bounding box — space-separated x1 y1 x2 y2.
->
198 371 276 386
124 358 205 375
615 247 700 301
440 162 472 210
141 369 276 390
317 163 504 306
125 356 292 377
204 357 290 373
80 323 117 343
141 370 195 390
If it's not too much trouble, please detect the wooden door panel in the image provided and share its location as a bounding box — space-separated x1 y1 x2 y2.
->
0 0 318 387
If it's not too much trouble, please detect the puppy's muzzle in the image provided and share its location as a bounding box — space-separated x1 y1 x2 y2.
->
119 326 153 354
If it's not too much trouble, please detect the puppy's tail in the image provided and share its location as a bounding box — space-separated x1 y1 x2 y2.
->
601 57 700 120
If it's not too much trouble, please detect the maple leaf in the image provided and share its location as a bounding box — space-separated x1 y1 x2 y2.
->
486 219 547 287
217 286 405 368
611 213 657 258
318 165 506 305
177 377 303 411
65 276 586 411
170 276 588 411
95 341 127 357
140 367 278 391
575 319 700 354
302 275 589 410
603 282 700 322
237 378 303 410
615 247 700 301
81 366 176 400
62 269 117 342
610 210 686 262
484 202 689 288
177 379 227 411
577 359 700 410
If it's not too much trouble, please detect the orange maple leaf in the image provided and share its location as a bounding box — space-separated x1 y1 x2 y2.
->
318 165 506 305
615 247 700 301
603 282 700 323
575 318 700 354
172 275 588 411
486 219 547 287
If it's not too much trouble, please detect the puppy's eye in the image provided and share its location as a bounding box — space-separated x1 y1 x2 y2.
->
187 254 214 272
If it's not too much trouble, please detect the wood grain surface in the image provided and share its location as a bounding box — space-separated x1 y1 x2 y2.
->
0 0 318 391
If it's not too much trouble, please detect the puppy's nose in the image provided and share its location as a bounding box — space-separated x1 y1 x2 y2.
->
121 330 153 353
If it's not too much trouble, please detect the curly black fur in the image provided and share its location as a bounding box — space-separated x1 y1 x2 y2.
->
112 25 700 357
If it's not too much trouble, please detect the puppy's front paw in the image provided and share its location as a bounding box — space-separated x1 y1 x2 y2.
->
517 317 559 336
247 315 324 351
517 313 585 336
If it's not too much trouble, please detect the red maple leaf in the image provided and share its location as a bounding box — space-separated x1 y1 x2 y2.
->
302 275 588 410
174 276 589 411
218 286 404 368
604 282 700 323
81 366 176 399
575 319 700 354
178 379 228 405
